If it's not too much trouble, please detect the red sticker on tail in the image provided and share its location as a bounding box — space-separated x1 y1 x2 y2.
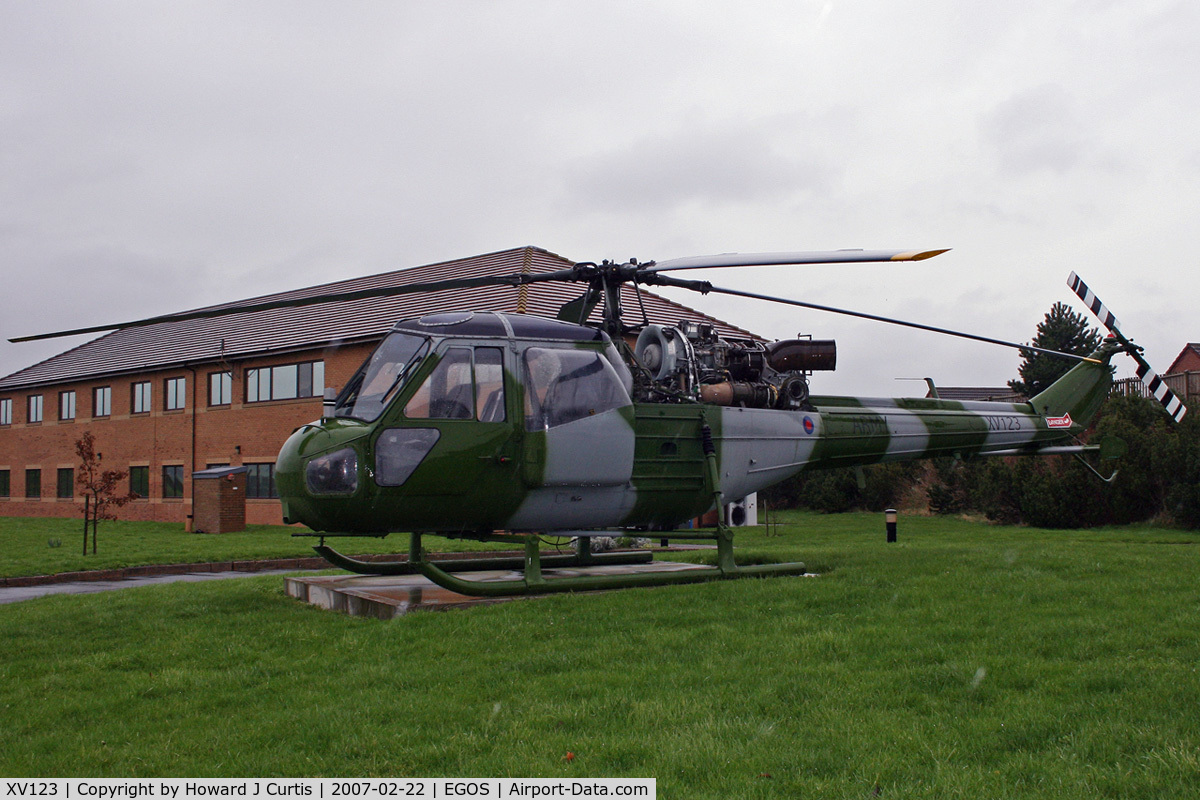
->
1045 413 1073 429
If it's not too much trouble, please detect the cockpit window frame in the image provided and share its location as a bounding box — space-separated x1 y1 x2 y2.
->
333 332 431 422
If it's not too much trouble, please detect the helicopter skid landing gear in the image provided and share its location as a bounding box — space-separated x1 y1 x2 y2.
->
312 538 653 577
400 529 807 597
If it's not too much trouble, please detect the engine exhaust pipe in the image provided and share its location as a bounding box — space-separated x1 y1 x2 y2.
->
766 339 836 372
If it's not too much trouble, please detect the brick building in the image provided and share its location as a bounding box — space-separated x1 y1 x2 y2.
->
0 246 754 526
1162 343 1200 407
1165 344 1200 376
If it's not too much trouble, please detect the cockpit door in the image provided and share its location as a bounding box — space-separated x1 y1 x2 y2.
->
374 345 516 502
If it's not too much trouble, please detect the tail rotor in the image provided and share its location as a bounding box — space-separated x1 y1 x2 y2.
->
1067 272 1186 423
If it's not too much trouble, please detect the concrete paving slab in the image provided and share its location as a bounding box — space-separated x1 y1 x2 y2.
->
286 561 727 618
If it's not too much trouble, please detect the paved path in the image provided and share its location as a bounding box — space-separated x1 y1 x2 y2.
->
0 568 306 605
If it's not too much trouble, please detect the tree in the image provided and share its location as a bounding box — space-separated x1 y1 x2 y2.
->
75 431 136 555
1008 301 1102 397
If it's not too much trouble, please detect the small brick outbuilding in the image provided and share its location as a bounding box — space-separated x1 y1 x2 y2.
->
190 466 247 533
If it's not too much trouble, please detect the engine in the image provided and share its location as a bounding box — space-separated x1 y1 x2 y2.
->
632 320 835 409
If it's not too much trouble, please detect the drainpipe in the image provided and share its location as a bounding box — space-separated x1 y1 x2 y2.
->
186 364 197 532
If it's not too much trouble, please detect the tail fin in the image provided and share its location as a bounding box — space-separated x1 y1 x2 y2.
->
1028 341 1117 426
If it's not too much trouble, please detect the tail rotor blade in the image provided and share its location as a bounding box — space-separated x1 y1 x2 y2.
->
1135 361 1187 423
1066 272 1186 422
1067 272 1122 332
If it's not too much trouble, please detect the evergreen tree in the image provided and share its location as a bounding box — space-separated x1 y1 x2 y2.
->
1008 301 1101 397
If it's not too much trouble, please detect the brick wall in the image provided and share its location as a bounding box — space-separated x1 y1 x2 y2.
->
0 341 374 526
1168 348 1200 375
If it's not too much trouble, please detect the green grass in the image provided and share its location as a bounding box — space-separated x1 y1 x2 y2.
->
0 517 509 579
1 512 1199 797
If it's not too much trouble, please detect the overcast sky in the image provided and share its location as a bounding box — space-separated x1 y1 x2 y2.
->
2 0 1197 395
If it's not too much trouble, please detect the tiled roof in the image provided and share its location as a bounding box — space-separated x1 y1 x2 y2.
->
0 246 759 391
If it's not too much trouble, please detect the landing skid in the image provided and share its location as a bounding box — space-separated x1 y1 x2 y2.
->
315 528 807 597
313 540 653 576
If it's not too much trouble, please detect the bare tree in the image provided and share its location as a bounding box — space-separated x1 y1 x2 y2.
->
75 431 136 556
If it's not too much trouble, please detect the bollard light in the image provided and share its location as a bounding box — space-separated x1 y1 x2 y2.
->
885 508 898 543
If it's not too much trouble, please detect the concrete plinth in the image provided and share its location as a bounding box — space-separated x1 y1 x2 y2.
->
285 561 715 618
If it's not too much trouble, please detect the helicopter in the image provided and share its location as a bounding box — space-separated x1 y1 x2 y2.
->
13 250 1186 596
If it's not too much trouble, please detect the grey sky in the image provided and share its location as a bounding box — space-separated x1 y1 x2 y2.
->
3 1 1197 395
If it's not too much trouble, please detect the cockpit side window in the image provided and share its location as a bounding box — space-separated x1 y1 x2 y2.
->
401 346 508 422
474 347 506 422
405 347 474 420
523 347 632 431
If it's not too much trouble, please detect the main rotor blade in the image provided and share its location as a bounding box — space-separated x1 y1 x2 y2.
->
9 269 578 343
676 281 1100 364
646 248 949 273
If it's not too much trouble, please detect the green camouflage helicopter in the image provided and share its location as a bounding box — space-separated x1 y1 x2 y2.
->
16 251 1186 595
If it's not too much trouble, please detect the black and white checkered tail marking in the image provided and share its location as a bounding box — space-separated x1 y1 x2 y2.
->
1067 271 1121 333
1067 272 1187 423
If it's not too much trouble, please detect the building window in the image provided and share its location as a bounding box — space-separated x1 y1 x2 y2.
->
57 468 74 499
25 469 41 499
209 371 232 406
245 463 278 499
246 361 324 403
165 377 186 411
0 469 9 498
132 382 151 414
130 466 149 498
0 398 11 425
162 465 184 499
59 390 76 421
93 386 111 417
28 395 43 423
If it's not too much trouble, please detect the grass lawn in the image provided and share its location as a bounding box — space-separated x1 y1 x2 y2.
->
1 512 1198 797
0 517 508 579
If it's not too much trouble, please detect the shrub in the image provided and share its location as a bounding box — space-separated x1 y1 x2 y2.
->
762 462 920 514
